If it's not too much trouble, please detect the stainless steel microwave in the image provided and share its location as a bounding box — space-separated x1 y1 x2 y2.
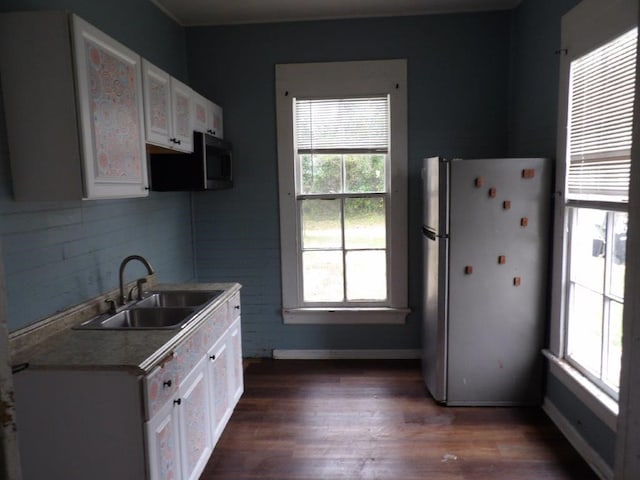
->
149 132 233 191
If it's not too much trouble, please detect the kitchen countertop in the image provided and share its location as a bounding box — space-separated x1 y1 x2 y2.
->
11 282 241 375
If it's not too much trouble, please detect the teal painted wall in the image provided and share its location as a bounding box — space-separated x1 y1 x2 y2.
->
0 0 194 331
0 0 187 81
507 0 580 157
185 13 512 356
508 0 617 471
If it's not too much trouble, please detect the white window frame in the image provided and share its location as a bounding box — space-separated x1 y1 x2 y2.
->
275 60 409 324
548 0 638 428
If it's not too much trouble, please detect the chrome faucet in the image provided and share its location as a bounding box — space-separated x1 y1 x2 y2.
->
118 255 154 305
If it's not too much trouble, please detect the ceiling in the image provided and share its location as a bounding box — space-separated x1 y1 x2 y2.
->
151 0 522 26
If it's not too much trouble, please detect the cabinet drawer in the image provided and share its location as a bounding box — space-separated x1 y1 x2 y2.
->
175 328 204 381
200 305 227 352
144 351 178 420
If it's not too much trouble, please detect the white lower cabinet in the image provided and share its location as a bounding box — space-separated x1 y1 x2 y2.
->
208 337 231 444
228 317 244 405
177 356 213 480
147 355 214 480
14 290 242 480
146 395 182 480
145 298 242 480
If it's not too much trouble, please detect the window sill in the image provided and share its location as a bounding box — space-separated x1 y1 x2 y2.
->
282 307 411 325
542 349 618 431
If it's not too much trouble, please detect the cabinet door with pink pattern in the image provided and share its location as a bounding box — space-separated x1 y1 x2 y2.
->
146 399 181 480
209 101 224 139
170 77 193 152
207 337 231 444
178 357 213 480
192 92 209 134
142 59 172 149
71 15 148 199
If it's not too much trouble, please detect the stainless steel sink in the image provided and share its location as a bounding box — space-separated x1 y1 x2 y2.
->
75 307 196 330
73 289 224 330
135 290 223 308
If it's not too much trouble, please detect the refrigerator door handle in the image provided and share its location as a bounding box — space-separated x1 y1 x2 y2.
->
422 226 448 240
422 226 436 240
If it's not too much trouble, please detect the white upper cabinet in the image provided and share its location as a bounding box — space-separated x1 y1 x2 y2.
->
72 15 149 199
192 92 209 134
142 60 193 153
192 91 224 139
142 61 172 149
170 78 194 150
0 12 149 200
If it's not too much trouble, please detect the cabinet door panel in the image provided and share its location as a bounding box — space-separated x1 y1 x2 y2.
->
142 59 172 148
192 92 209 133
71 15 148 199
228 318 244 406
208 340 231 443
170 78 193 152
179 358 213 480
209 101 224 139
146 400 181 480
228 292 241 320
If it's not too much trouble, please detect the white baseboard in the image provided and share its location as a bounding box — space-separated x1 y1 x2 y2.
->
271 349 422 360
543 398 613 480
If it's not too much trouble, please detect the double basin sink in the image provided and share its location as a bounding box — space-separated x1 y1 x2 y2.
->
75 290 223 330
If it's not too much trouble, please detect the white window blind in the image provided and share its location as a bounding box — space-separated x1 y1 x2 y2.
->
567 27 637 202
295 97 389 153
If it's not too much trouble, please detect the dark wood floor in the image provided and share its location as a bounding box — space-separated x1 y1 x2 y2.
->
201 359 599 480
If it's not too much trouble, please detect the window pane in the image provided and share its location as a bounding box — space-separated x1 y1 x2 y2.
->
610 211 628 298
567 283 603 377
300 154 342 194
344 197 385 249
569 208 606 293
301 199 342 249
303 251 344 302
345 154 386 193
604 300 623 390
346 251 386 301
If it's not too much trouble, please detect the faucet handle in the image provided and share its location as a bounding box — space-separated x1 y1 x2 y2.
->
135 277 148 301
104 298 117 315
127 277 148 301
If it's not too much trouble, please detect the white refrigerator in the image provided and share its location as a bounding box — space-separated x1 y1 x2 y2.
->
421 156 552 405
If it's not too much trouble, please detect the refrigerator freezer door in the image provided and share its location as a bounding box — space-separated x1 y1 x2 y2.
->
421 228 448 403
422 157 449 234
446 157 551 405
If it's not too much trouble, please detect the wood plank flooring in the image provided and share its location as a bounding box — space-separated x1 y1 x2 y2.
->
200 359 599 480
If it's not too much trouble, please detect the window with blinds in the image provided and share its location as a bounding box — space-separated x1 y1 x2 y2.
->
293 96 390 304
567 27 637 202
561 24 637 400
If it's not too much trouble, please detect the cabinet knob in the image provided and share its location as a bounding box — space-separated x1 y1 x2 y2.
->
163 379 172 388
209 355 216 361
173 398 182 406
234 305 240 310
